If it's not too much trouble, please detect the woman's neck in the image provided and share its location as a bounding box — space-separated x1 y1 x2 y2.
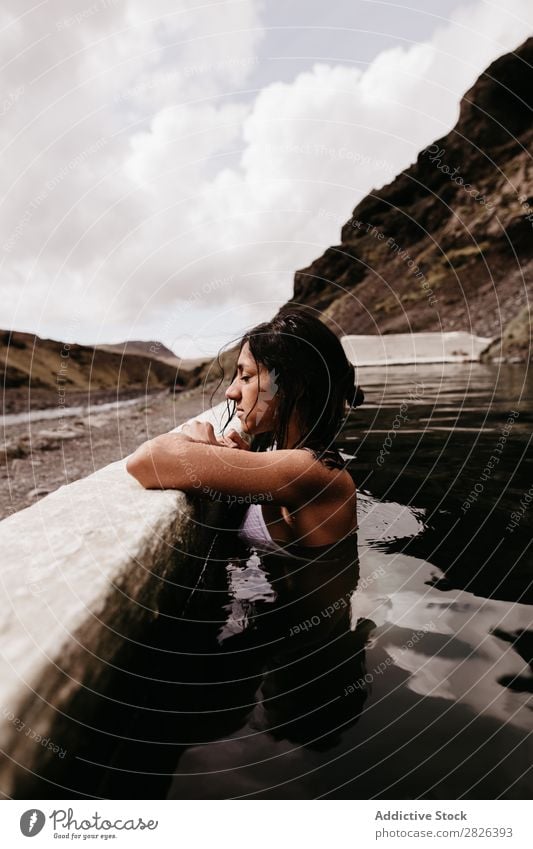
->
282 413 306 450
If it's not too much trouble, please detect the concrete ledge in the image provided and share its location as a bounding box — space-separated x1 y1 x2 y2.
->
342 331 495 366
0 400 237 797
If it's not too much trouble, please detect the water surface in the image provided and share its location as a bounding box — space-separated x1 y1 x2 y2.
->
93 363 533 799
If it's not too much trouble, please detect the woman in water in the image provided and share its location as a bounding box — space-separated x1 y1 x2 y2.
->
126 305 364 550
122 308 371 796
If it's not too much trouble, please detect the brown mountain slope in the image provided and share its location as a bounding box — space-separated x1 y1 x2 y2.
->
286 37 533 361
0 330 191 413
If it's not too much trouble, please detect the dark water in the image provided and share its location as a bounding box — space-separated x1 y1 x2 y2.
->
92 363 533 800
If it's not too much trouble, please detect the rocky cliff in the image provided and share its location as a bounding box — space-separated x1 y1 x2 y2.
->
287 38 533 361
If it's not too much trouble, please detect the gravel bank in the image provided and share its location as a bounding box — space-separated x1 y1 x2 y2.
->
0 382 229 521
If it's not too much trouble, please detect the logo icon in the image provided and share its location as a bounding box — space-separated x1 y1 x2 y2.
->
20 809 45 837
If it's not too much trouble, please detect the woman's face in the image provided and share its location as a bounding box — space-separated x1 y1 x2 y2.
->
225 342 279 435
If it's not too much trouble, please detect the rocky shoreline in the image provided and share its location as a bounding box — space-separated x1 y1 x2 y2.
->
0 381 229 522
1 384 168 416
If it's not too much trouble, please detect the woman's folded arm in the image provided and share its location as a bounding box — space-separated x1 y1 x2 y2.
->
125 432 335 507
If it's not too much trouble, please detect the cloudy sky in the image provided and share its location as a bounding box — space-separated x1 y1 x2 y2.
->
1 0 532 358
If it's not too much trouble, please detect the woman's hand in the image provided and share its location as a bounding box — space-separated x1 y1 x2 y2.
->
177 420 250 450
217 429 251 450
179 420 220 444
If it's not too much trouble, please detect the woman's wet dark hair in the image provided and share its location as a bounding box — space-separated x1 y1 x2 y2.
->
215 305 364 455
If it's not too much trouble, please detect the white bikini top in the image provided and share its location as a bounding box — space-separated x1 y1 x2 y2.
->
237 503 282 551
237 503 358 554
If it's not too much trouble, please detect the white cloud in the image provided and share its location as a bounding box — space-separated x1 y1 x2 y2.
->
1 0 531 355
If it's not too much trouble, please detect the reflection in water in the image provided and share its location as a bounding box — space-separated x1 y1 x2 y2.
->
165 525 375 798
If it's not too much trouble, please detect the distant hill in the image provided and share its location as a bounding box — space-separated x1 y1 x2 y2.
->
281 37 533 362
96 340 182 367
96 340 216 375
0 330 189 410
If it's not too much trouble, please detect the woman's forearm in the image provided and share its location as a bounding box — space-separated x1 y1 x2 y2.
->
126 431 193 487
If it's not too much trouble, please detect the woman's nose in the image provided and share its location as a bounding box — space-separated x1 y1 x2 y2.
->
225 380 240 401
